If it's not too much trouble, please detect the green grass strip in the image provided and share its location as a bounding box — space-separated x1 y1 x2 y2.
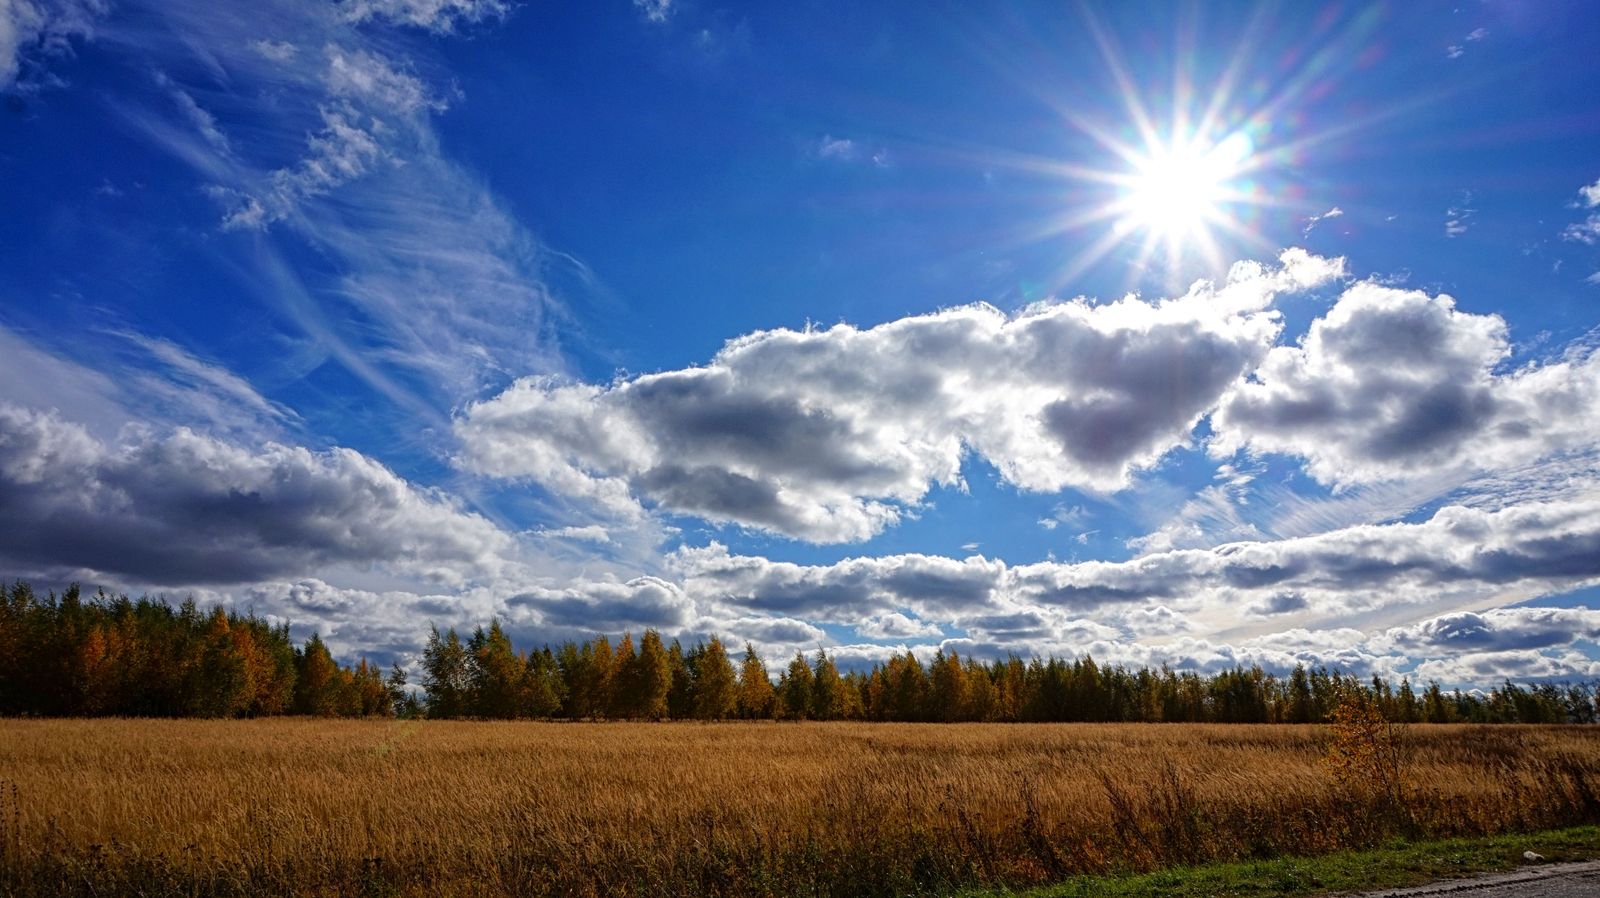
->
962 826 1600 898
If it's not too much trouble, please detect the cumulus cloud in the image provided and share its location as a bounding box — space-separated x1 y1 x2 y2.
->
669 497 1600 637
458 250 1346 542
1565 215 1600 245
0 403 511 586
720 615 826 648
1412 648 1600 684
676 543 1009 619
856 612 943 640
1378 607 1600 654
1212 281 1600 485
507 575 694 637
1581 177 1600 209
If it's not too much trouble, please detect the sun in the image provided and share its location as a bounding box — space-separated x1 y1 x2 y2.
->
1120 130 1253 246
978 4 1364 291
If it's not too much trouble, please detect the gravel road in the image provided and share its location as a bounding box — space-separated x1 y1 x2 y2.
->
1352 861 1600 897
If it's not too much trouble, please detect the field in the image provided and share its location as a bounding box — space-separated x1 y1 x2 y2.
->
3 720 1599 897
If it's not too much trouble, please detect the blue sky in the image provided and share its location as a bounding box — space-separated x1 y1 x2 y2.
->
3 0 1600 684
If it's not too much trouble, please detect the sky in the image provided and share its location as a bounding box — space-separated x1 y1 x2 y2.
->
3 0 1600 687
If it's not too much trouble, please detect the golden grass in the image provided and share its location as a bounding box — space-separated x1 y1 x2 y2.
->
2 720 1598 897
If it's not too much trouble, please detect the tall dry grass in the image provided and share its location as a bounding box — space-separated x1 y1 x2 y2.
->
2 719 1597 897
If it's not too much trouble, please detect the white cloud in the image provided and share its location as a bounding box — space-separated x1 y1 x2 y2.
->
341 0 508 32
212 45 452 226
0 0 103 89
109 330 298 438
815 134 857 160
0 321 292 442
458 250 1345 542
220 104 387 230
155 74 231 154
100 0 562 412
533 524 613 544
0 402 513 586
1446 28 1488 60
250 39 295 62
1212 281 1600 486
633 0 672 23
508 575 695 636
1564 215 1600 245
1301 205 1343 236
1581 177 1600 209
667 496 1600 650
1411 648 1600 684
856 612 943 640
1377 607 1600 655
1038 503 1088 532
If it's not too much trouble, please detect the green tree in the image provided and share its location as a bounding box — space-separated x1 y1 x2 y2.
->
779 651 813 719
666 640 695 719
421 626 468 718
522 647 565 717
386 662 411 717
810 649 843 720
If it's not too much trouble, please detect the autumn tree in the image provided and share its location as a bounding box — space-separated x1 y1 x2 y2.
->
626 629 673 720
736 642 775 719
694 636 738 720
609 633 637 717
468 620 523 718
293 634 342 716
929 649 969 722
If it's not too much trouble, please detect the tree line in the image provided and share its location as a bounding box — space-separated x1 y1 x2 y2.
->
4 581 1597 723
0 582 398 717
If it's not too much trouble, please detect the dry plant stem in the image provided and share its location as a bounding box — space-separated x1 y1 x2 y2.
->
1 720 1598 898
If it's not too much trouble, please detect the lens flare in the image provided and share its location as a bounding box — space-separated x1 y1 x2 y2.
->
1115 129 1255 252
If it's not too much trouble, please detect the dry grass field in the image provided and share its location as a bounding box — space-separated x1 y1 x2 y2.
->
2 719 1598 897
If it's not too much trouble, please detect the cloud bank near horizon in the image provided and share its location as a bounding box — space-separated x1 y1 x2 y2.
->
3 242 1598 686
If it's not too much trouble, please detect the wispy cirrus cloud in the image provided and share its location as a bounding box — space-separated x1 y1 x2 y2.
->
340 0 510 32
1301 205 1343 237
0 0 104 90
96 0 562 422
